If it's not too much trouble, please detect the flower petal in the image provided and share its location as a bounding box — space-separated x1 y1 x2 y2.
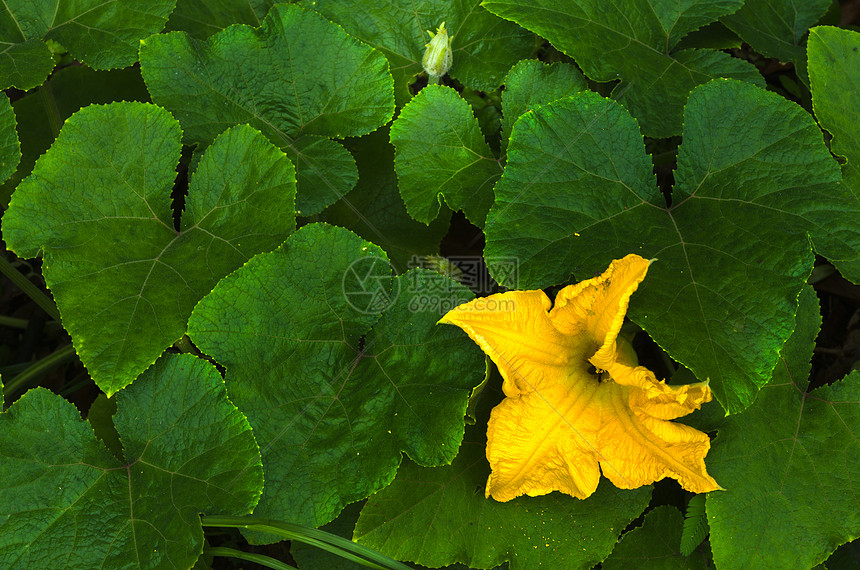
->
551 254 650 370
599 383 721 493
439 290 583 395
485 375 602 501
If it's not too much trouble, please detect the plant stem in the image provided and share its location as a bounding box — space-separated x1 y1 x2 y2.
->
2 344 77 399
0 256 61 322
39 80 63 138
201 515 411 570
0 315 28 329
203 547 297 570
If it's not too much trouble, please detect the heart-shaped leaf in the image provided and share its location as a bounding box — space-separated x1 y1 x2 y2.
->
3 102 296 395
0 353 264 569
484 79 857 412
187 223 485 530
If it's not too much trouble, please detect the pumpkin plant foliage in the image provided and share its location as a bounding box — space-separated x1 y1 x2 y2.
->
0 2 858 569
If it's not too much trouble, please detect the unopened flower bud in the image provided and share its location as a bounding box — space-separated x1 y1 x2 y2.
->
422 22 452 84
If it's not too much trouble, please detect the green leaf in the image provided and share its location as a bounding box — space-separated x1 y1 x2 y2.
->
485 79 854 413
321 127 452 272
0 353 264 568
301 0 535 106
680 494 709 557
707 285 860 569
482 0 763 138
1 64 150 207
603 505 707 569
0 0 177 90
354 433 651 569
500 59 587 153
0 94 20 185
675 21 742 51
187 223 485 530
390 84 502 226
166 0 274 38
721 0 830 79
140 3 395 215
3 102 297 395
808 27 860 197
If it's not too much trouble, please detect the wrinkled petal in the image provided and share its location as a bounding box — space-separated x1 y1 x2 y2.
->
551 254 650 371
485 378 601 501
598 381 721 493
439 290 586 395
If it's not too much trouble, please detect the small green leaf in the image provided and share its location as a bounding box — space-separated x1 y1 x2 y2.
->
482 0 763 137
808 27 860 197
680 494 709 557
354 433 651 569
603 505 707 569
721 0 831 80
0 0 177 90
3 102 297 395
140 3 395 215
1 64 150 207
707 285 860 569
485 80 855 412
807 26 860 278
302 0 535 106
675 21 742 50
391 84 502 226
0 94 20 186
0 353 264 569
187 223 485 530
321 127 452 272
166 0 274 38
500 59 587 152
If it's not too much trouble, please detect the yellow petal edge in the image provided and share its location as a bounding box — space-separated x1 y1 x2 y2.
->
439 254 721 501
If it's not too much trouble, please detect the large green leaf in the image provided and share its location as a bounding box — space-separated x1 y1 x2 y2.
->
721 0 830 79
3 102 297 395
321 127 452 272
0 353 264 569
354 427 651 569
0 94 20 185
140 3 395 216
481 0 763 138
391 85 502 226
707 286 860 569
301 0 535 106
187 223 485 530
165 0 274 38
484 79 857 413
808 26 859 197
0 64 150 207
602 505 708 569
0 0 176 90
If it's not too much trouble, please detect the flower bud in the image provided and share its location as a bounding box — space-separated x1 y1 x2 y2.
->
422 22 452 84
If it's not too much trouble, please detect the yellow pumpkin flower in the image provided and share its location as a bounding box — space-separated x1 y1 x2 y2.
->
439 254 721 501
